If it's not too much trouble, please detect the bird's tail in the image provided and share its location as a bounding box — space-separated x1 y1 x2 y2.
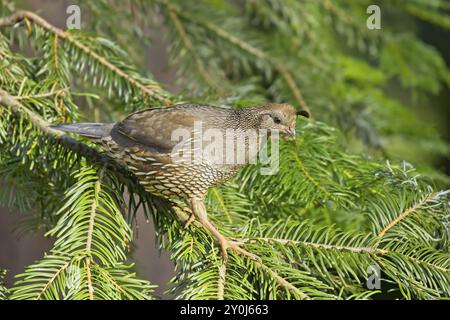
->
51 123 114 139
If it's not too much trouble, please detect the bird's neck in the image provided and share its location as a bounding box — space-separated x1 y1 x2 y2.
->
230 107 261 129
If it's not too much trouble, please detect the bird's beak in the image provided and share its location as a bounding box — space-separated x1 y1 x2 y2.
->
285 127 296 138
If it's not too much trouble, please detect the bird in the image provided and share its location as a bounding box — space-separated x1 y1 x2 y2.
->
52 103 309 261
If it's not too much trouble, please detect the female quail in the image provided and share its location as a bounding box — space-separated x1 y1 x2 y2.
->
53 103 308 261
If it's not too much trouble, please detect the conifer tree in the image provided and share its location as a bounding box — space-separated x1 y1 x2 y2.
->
0 0 449 299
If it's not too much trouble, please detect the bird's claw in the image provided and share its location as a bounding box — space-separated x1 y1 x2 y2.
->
183 213 196 229
218 239 259 263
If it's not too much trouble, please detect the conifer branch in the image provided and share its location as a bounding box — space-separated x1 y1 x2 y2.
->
217 261 226 300
36 261 70 300
211 187 232 223
94 264 128 296
0 90 142 195
290 149 333 199
1 2 449 300
256 260 310 300
405 254 450 274
0 89 192 224
0 10 172 105
223 244 311 299
238 237 388 255
84 168 104 300
378 192 437 238
0 89 113 165
11 88 67 100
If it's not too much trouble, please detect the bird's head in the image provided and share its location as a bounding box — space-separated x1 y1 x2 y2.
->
255 103 309 138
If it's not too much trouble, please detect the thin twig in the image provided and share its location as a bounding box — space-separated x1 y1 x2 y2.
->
406 254 449 274
0 89 61 136
250 255 310 299
0 88 110 163
224 241 310 299
0 89 132 185
291 149 333 199
238 236 450 275
54 33 59 69
94 262 128 296
85 259 94 300
260 262 309 299
86 169 103 253
238 237 388 255
0 10 172 105
36 261 71 300
217 261 226 300
11 88 67 100
84 169 104 300
211 187 232 223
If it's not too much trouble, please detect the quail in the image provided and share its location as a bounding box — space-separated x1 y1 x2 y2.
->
53 103 309 261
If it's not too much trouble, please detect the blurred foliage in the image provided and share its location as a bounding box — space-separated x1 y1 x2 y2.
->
0 270 7 299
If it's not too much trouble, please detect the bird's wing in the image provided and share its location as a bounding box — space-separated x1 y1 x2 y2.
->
114 105 221 153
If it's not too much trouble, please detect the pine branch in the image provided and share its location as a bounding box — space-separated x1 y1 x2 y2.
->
217 261 226 300
10 88 68 100
186 10 310 113
253 258 311 299
237 237 388 255
211 187 233 224
35 260 70 300
235 218 449 298
0 88 113 166
378 191 438 238
84 168 104 300
239 233 449 275
9 167 156 300
0 10 172 105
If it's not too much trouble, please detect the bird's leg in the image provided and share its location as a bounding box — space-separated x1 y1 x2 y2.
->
170 203 196 229
189 198 258 262
183 211 196 229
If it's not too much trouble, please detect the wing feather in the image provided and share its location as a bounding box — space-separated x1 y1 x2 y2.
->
113 104 231 153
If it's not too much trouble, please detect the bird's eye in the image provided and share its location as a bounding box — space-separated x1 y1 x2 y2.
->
273 116 281 124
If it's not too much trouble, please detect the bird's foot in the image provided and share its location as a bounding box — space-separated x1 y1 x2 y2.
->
189 198 259 263
183 213 196 229
218 237 259 263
